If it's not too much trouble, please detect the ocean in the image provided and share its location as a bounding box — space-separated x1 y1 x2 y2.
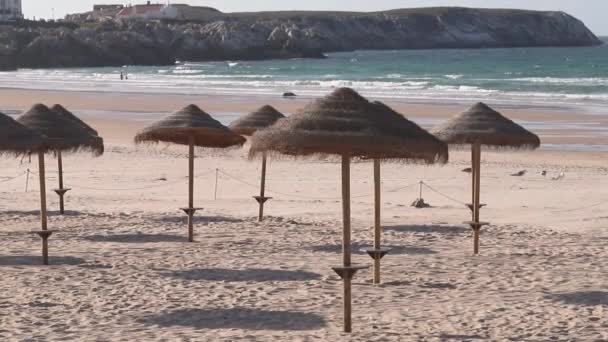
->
1 39 607 110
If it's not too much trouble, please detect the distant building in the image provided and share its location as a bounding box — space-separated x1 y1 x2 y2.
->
0 0 23 21
116 2 178 20
93 4 124 12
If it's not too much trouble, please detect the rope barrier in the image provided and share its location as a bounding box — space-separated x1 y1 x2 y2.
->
421 182 467 206
0 171 26 183
218 169 420 201
218 170 347 200
551 200 608 213
5 165 608 213
58 169 217 192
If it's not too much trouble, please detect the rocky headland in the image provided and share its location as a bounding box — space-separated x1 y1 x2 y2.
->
0 7 602 70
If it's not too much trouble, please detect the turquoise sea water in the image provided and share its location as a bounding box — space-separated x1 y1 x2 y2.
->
1 38 607 109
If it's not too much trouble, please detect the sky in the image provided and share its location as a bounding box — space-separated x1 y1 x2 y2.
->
23 0 607 35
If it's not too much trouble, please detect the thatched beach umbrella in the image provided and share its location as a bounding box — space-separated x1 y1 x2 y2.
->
135 104 245 242
229 105 285 221
432 102 540 254
0 112 51 264
0 112 45 154
250 88 448 333
18 104 104 215
366 101 448 284
49 104 102 214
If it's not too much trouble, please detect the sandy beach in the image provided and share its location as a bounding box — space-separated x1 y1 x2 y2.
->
1 89 608 340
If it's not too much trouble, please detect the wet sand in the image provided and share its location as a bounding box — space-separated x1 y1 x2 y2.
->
2 88 608 147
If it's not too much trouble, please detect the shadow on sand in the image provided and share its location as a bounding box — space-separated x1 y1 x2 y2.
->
438 334 486 340
384 224 468 235
150 215 244 224
310 242 436 255
546 291 608 306
381 280 457 290
82 233 186 243
139 308 326 331
0 255 85 266
160 268 322 282
1 210 86 217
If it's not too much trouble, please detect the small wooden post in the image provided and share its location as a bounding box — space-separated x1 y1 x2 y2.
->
187 137 195 242
25 168 30 192
57 150 65 214
214 168 219 200
341 155 352 333
373 159 381 284
257 153 268 221
473 142 482 255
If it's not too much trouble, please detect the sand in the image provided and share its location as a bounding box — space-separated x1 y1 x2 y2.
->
1 90 608 341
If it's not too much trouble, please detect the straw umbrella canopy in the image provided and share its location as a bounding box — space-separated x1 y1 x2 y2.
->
18 104 104 156
0 112 45 155
229 105 286 221
51 104 98 136
17 104 104 215
432 102 540 254
0 111 52 264
135 104 245 242
250 87 448 333
51 104 102 214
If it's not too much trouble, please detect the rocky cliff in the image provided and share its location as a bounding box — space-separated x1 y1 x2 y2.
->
0 7 601 71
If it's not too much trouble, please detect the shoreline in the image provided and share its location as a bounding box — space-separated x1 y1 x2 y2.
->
0 86 583 113
1 88 608 149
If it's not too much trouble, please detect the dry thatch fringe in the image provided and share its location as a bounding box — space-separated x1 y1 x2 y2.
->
431 102 541 150
17 104 104 156
134 142 247 158
249 87 449 164
134 104 246 148
51 104 99 136
229 105 286 136
0 111 46 156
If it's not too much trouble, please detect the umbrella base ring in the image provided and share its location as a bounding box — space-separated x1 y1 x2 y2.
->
362 248 391 261
53 188 71 197
465 203 486 212
253 196 272 204
31 230 55 239
332 265 370 280
464 221 490 230
30 230 55 265
180 207 203 216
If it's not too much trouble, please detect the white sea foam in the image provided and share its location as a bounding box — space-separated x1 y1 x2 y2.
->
2 68 608 110
511 77 608 86
444 74 464 80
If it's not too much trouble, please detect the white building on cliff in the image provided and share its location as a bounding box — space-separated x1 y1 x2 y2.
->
0 0 23 21
116 2 178 20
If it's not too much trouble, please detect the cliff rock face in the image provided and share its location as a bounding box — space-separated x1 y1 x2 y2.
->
0 7 601 70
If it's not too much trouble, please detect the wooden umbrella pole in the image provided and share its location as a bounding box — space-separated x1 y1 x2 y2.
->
38 151 49 265
373 159 381 284
471 145 476 221
187 137 195 242
258 153 268 222
473 142 482 255
38 151 47 231
57 150 65 214
341 155 352 333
